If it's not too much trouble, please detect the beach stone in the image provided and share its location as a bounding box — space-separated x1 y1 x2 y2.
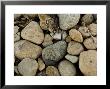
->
62 31 68 40
42 41 67 65
14 40 42 60
79 50 97 76
66 36 72 43
83 37 97 49
65 54 78 63
81 14 93 25
14 26 20 42
52 32 62 40
18 58 38 76
58 14 80 30
21 21 44 44
69 29 83 42
46 66 60 76
38 58 45 71
67 41 84 55
88 23 97 36
58 60 76 76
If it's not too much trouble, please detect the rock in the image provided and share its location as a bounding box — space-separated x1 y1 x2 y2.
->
38 58 45 71
42 41 67 65
46 66 60 76
66 36 72 43
83 37 97 49
18 58 38 76
65 54 78 63
14 40 42 60
88 23 97 36
14 66 19 74
42 34 53 47
62 31 68 40
52 32 61 40
67 41 84 55
69 29 83 42
81 14 93 25
58 14 80 30
79 50 97 76
21 21 44 44
14 26 20 42
78 26 90 38
58 60 76 76
37 70 46 76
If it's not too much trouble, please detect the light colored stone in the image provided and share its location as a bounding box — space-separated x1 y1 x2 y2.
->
18 58 38 76
38 58 45 71
67 41 84 55
69 29 83 42
14 40 42 60
65 54 78 63
58 14 80 30
53 32 61 40
14 26 20 42
62 31 68 40
21 21 44 44
66 36 72 43
79 50 97 76
58 60 76 76
46 66 60 76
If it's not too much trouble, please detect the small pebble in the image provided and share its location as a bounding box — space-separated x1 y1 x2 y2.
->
14 26 20 42
66 36 72 43
38 58 45 71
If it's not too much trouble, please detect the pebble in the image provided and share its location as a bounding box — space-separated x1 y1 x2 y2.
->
52 32 62 40
69 29 83 42
62 31 68 40
37 70 46 76
58 14 80 30
46 66 60 76
81 14 94 25
14 66 19 74
14 40 42 60
65 36 72 43
67 41 84 55
83 37 97 49
38 58 45 71
18 58 38 76
14 26 20 42
65 54 78 63
42 41 67 65
79 50 97 76
21 21 44 44
58 60 76 76
88 23 97 36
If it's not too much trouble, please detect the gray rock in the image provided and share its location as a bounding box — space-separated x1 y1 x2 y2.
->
14 26 20 42
42 41 67 65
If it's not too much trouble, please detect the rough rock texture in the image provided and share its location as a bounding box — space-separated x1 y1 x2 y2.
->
38 58 45 71
18 58 38 76
69 29 83 42
79 50 97 76
67 41 84 55
58 60 76 76
14 40 42 60
14 26 20 42
42 41 67 65
21 21 44 44
46 66 60 76
58 14 80 30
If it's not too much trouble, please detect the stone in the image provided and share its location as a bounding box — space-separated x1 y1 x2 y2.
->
14 26 20 42
83 37 97 49
67 41 84 55
69 29 83 42
52 32 61 40
14 40 42 60
38 58 45 71
14 66 19 74
46 66 60 76
62 31 68 40
65 54 78 63
21 21 44 44
42 41 67 65
58 14 80 30
58 60 76 76
88 23 97 36
37 70 46 76
18 58 38 76
81 14 93 25
66 36 72 43
79 50 97 76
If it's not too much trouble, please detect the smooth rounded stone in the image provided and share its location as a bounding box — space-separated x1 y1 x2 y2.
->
69 29 83 42
78 26 90 38
14 14 21 20
21 21 44 44
67 41 84 55
66 36 72 43
42 41 67 65
14 40 42 60
79 50 97 76
83 37 97 49
18 58 38 76
58 14 80 30
62 31 68 40
14 26 20 42
65 54 78 63
88 23 97 36
81 14 94 25
14 66 19 74
58 60 76 76
42 34 53 47
38 58 45 71
52 32 61 40
46 66 60 76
